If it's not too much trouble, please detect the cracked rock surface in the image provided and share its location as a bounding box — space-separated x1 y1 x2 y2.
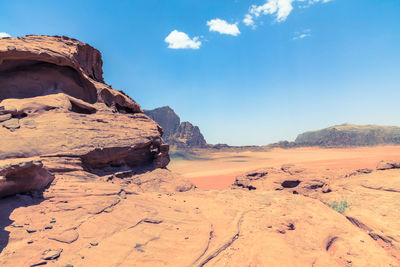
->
1 176 398 266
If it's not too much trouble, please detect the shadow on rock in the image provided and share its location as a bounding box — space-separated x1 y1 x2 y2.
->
0 191 45 254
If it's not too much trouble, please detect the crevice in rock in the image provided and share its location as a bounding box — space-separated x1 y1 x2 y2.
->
197 211 249 267
369 233 393 244
345 215 400 262
192 224 214 265
91 198 121 215
361 185 400 193
129 218 164 229
345 216 373 232
326 236 339 251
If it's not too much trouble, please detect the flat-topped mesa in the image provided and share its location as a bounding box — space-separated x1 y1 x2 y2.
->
0 35 173 196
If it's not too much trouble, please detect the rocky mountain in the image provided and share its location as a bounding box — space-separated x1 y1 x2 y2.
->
273 123 400 148
144 106 208 148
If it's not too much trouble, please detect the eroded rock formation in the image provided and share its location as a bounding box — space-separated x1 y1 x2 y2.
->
0 35 175 197
144 106 208 149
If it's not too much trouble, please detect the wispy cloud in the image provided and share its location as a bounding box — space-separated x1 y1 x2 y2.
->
207 19 240 36
165 30 201 50
293 29 311 40
243 0 333 27
243 14 255 28
0 32 11 38
299 0 333 8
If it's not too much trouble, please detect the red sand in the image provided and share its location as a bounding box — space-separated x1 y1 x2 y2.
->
168 146 400 190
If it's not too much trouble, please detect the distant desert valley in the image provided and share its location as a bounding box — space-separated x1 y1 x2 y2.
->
1 35 400 267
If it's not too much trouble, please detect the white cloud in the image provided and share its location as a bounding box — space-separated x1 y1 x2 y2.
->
244 0 333 26
207 19 240 36
0 32 11 38
243 14 255 28
293 29 311 40
249 0 293 23
164 30 201 50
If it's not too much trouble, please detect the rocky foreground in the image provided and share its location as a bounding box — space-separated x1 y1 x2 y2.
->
1 161 400 266
0 36 399 266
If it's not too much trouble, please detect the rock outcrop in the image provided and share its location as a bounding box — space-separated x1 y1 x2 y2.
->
272 123 400 148
295 124 400 147
376 160 400 170
144 106 207 149
0 35 176 197
143 106 180 140
172 121 207 148
0 160 54 198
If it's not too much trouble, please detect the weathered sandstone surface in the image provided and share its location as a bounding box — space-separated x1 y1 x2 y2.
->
0 35 175 198
1 167 399 266
231 161 400 265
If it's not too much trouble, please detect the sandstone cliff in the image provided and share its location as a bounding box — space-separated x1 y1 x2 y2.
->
0 35 190 198
144 106 208 148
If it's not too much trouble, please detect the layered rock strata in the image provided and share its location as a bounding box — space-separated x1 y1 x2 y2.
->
0 35 173 196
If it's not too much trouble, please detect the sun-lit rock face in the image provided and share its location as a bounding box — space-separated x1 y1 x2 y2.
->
0 35 174 197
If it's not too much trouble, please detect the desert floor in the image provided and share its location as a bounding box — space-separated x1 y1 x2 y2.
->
169 146 400 190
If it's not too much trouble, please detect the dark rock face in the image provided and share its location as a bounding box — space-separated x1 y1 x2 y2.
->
144 106 180 141
144 106 207 148
171 122 207 148
0 35 174 197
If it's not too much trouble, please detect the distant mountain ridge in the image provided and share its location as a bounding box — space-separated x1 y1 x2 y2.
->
144 106 208 149
275 123 400 148
142 108 400 149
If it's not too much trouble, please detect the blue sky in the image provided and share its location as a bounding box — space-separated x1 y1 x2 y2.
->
1 0 400 145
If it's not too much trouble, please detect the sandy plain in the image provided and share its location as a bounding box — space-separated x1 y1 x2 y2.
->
169 145 400 189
